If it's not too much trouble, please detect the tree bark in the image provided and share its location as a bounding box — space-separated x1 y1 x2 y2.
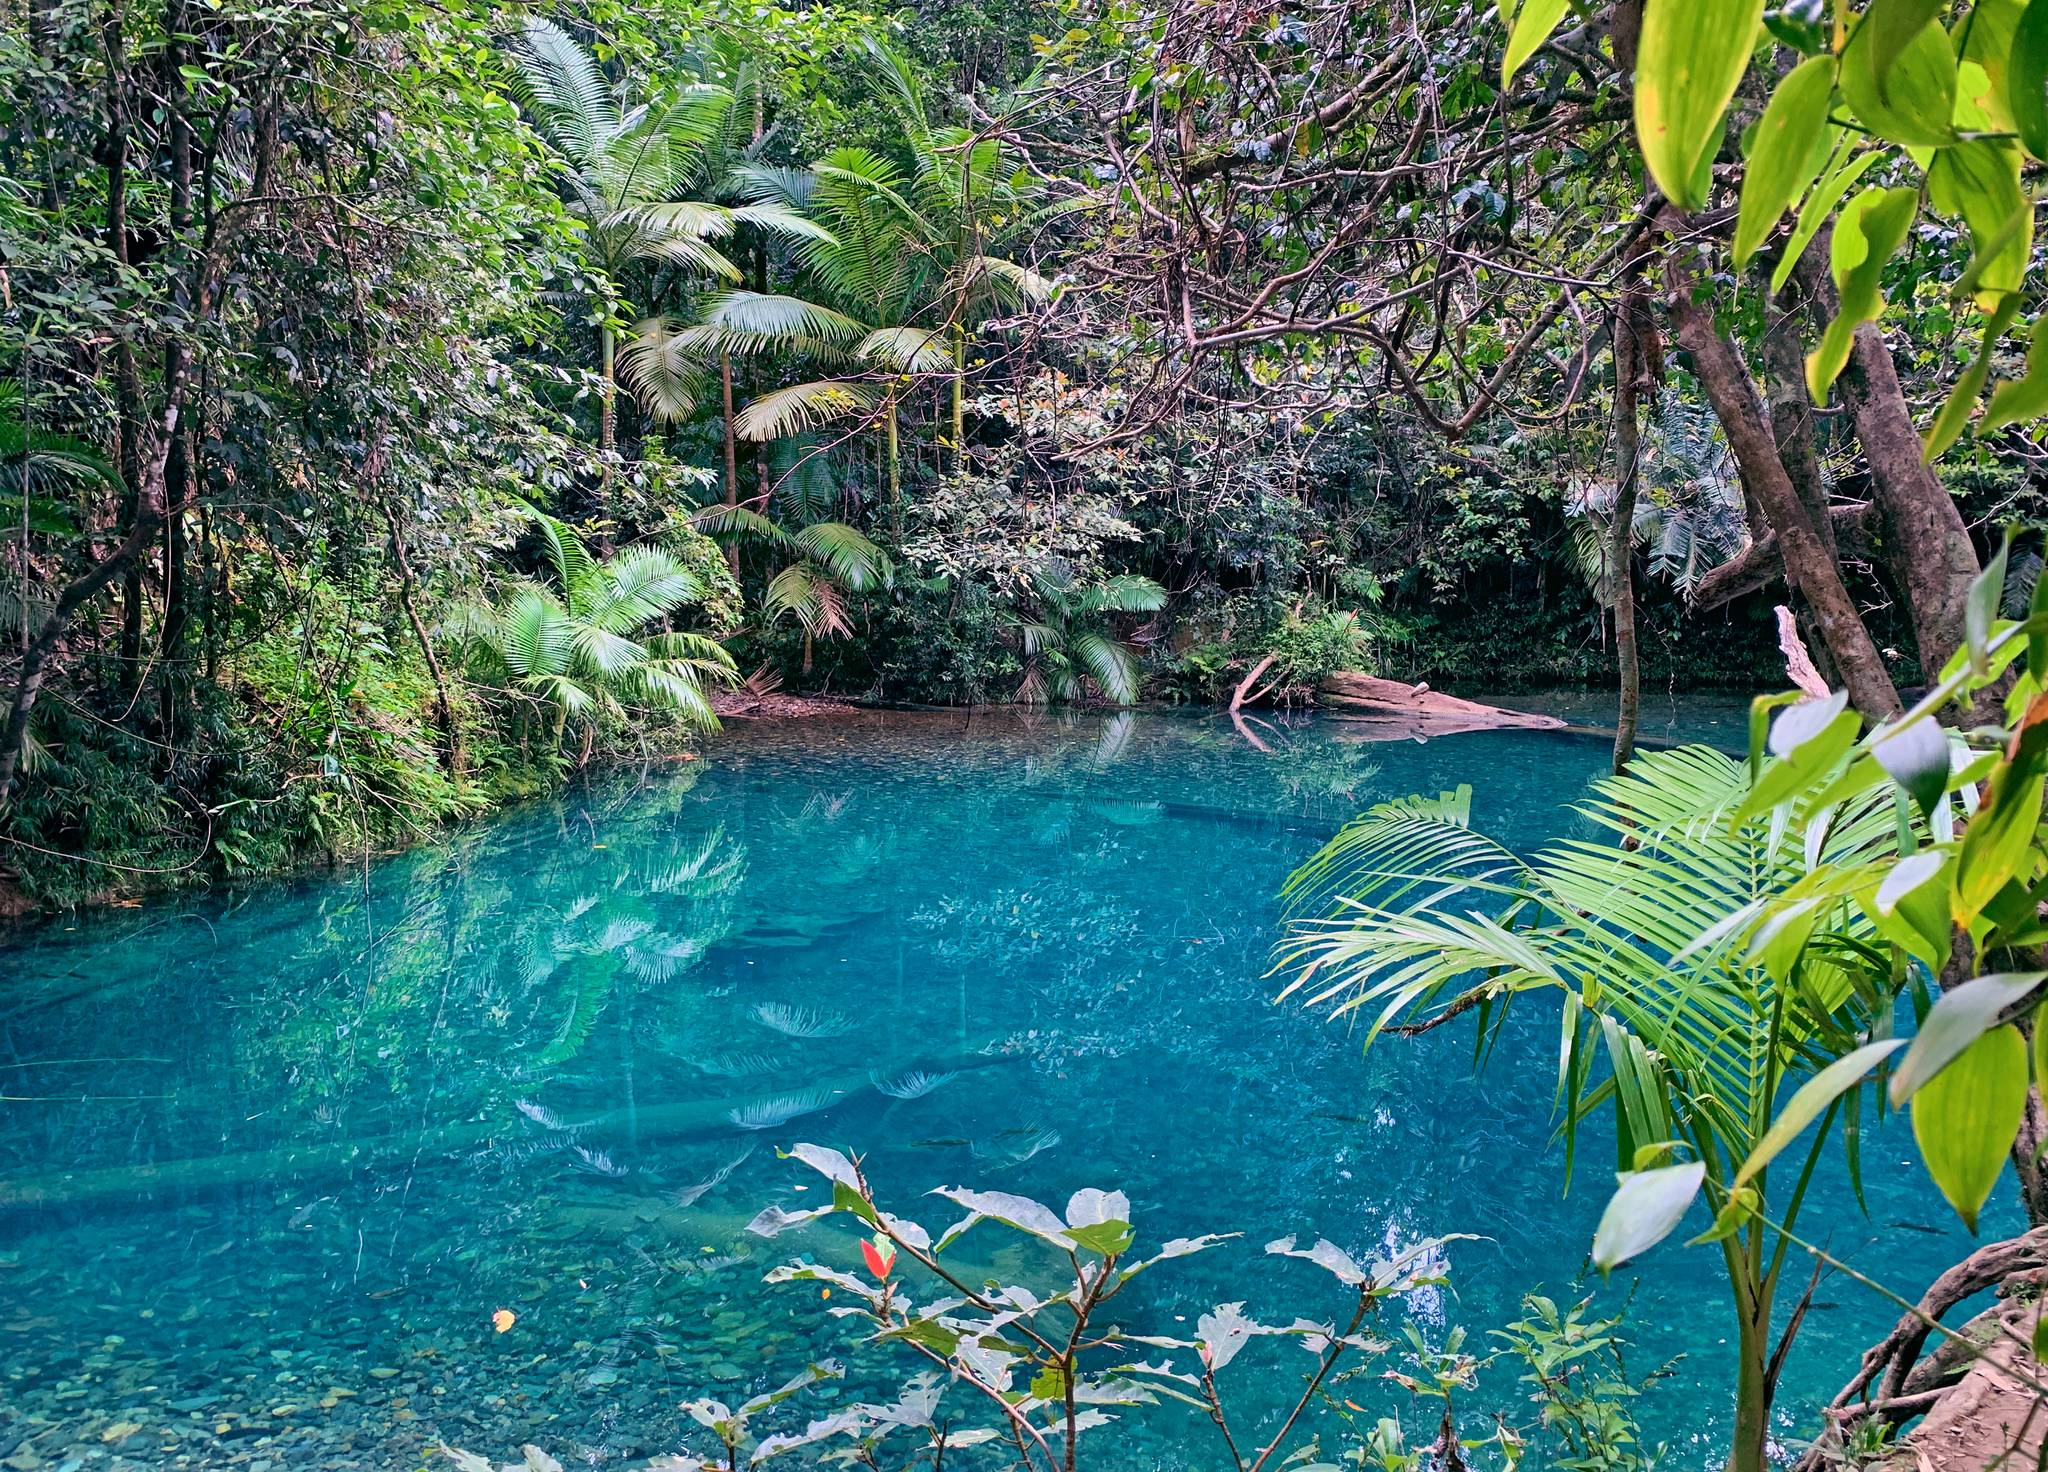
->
0 506 175 798
1689 503 1879 610
1793 245 1981 680
1662 259 1901 718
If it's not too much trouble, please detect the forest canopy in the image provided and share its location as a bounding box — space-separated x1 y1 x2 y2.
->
3 0 2047 901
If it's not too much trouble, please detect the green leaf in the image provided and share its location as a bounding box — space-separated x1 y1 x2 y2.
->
1927 141 2033 308
1733 698 1860 827
1865 0 1947 96
1925 294 2020 462
1968 531 2014 679
1870 848 1956 975
1733 1038 1905 1188
1503 0 1571 86
1890 972 2047 1104
2012 0 2048 159
1590 1161 1706 1271
1736 57 1837 267
1982 315 2048 434
1634 0 1766 211
1871 715 1952 818
1772 144 1884 293
1839 8 1958 146
1913 1024 2029 1230
1807 187 1919 401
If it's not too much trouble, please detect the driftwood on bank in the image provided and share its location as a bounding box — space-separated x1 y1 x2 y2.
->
1317 673 1568 736
1794 1228 2048 1472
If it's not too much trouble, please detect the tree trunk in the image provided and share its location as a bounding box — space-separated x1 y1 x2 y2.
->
382 497 461 773
1794 246 1981 680
599 321 617 518
0 508 173 798
720 350 741 577
885 382 902 539
1662 260 1901 719
1728 1275 1773 1472
1610 291 1645 773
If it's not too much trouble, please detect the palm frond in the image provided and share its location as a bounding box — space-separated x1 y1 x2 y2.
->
1069 630 1143 704
734 380 883 441
792 521 892 591
857 326 952 373
703 290 867 343
1074 573 1166 615
619 317 712 423
508 17 619 169
692 502 798 545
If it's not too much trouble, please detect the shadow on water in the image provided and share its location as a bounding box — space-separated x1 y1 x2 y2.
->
0 706 1989 1468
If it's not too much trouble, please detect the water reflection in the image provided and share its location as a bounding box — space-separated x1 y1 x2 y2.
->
0 710 1986 1469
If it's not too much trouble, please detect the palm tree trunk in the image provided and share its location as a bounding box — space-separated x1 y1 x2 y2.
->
1728 1271 1773 1472
951 324 966 470
885 382 902 539
720 351 741 578
599 323 617 515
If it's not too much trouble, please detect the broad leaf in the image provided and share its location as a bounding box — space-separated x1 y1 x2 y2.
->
1890 972 2047 1104
1590 1161 1706 1271
1502 0 1571 86
1807 187 1919 401
1634 0 1765 210
1913 1024 2029 1230
1735 56 1837 267
1733 1039 1905 1188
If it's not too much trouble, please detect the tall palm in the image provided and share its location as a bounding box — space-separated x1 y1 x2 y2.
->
1013 570 1165 705
444 514 736 758
716 57 1053 527
507 19 820 505
863 37 1054 463
1274 747 1907 1472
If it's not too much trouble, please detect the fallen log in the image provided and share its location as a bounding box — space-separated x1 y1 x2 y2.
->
1317 674 1568 735
0 1047 1017 1213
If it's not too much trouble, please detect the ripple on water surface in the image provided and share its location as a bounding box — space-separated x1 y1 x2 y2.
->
0 707 1993 1469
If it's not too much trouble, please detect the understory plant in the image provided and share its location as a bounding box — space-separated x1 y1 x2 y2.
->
1277 534 2048 1472
1012 569 1165 706
444 514 736 759
444 1147 1661 1472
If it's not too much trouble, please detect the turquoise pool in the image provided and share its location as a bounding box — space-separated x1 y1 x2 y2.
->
0 708 1990 1469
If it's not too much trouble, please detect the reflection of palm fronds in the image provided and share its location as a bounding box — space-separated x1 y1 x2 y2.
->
674 1143 754 1206
728 1086 836 1130
687 1048 784 1076
970 1125 1060 1168
624 932 705 983
572 1144 628 1176
871 1068 956 1099
751 1002 853 1037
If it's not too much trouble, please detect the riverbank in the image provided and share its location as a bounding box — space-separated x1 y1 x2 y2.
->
0 686 1732 919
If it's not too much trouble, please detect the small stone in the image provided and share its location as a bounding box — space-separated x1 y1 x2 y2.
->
99 1423 143 1444
269 1405 298 1417
367 1369 398 1380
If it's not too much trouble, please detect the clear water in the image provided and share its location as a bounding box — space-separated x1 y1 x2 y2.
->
0 708 1993 1471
